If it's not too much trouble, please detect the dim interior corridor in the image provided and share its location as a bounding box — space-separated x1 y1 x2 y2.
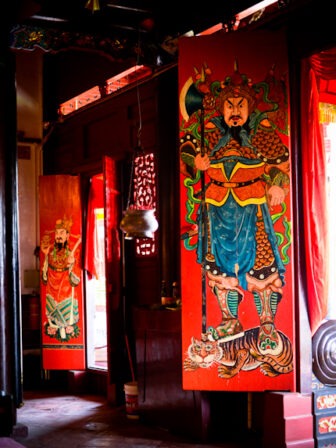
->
6 389 260 448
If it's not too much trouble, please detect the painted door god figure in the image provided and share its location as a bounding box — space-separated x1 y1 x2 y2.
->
180 61 291 364
41 215 82 341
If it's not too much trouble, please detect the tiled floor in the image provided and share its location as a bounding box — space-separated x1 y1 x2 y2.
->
10 390 258 448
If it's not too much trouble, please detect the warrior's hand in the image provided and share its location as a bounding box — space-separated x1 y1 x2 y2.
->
267 185 285 207
67 237 82 267
207 271 241 292
195 154 210 171
41 244 52 255
41 235 51 255
67 253 75 266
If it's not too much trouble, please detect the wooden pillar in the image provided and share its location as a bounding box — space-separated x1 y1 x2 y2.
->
157 67 180 287
0 9 22 435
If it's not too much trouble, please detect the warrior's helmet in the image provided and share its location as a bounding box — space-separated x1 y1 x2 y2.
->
218 60 256 114
55 215 73 233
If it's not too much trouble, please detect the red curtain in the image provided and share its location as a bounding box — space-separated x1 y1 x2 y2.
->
103 156 121 311
84 157 121 311
301 48 336 335
85 174 104 279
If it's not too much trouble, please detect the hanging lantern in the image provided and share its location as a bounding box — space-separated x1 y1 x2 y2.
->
120 54 158 241
120 208 158 239
120 147 158 240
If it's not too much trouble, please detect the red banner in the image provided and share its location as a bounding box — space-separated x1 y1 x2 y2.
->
39 175 85 370
179 28 295 391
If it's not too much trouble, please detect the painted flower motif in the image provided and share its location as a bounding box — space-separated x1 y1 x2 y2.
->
47 326 57 335
44 321 80 342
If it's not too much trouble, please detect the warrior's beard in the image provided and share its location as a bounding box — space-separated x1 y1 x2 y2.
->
227 122 251 146
229 125 242 143
54 241 68 251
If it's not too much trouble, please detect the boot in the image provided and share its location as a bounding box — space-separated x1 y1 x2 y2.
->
253 289 283 355
213 288 244 341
